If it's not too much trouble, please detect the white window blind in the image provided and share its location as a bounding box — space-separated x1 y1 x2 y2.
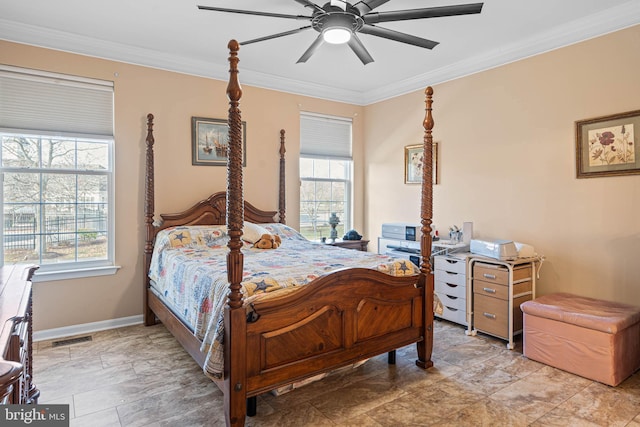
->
300 112 352 159
0 65 114 137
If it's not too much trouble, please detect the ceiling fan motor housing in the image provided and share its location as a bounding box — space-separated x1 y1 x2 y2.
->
312 3 364 34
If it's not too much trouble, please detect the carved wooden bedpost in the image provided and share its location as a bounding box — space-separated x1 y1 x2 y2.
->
416 86 435 369
224 39 248 427
225 40 244 308
279 129 286 224
143 113 156 326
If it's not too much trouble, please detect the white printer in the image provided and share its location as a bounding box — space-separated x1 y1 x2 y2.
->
470 239 518 260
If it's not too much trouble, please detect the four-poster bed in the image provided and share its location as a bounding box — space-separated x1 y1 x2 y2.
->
142 40 436 426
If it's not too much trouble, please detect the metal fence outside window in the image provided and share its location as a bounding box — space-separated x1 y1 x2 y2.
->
3 213 107 250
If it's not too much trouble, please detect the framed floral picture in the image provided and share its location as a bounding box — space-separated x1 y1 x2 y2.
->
191 117 246 166
404 142 438 184
575 110 639 178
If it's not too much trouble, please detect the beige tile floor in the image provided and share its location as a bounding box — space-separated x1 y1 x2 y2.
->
34 319 640 426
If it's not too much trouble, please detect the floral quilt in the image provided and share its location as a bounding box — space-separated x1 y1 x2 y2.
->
148 223 419 379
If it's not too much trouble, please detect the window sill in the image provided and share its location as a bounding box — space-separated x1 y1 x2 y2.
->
32 265 121 282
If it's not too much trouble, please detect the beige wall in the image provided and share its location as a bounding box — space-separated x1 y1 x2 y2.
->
365 25 640 306
2 25 639 331
0 40 365 331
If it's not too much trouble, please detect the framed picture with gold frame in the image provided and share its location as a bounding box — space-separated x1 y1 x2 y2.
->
404 142 438 184
575 110 639 178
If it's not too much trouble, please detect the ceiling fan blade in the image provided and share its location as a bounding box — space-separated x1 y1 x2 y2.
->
297 34 325 63
347 34 374 65
242 26 312 45
360 24 439 50
293 0 324 13
197 5 310 20
364 3 483 24
353 0 391 15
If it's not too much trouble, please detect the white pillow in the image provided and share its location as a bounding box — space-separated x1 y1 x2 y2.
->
243 221 269 244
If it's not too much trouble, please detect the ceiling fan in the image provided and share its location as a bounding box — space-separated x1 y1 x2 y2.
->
198 0 483 65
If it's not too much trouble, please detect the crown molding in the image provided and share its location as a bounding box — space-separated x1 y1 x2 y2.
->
1 1 639 106
0 19 229 82
0 18 364 104
361 2 640 104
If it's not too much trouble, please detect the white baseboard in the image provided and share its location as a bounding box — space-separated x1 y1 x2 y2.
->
33 315 144 342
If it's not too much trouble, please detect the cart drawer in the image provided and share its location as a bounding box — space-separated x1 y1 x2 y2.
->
435 291 466 311
436 304 467 325
473 262 532 286
474 279 508 300
435 256 466 274
474 293 529 338
435 279 466 299
435 268 465 286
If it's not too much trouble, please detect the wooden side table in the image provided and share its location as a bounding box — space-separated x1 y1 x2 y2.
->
322 239 369 252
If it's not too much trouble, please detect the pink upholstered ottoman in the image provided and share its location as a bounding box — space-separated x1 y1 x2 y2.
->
521 293 640 386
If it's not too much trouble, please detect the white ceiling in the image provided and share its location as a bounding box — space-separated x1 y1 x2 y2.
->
1 1 639 105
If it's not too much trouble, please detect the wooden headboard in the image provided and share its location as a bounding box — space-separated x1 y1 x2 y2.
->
155 191 278 231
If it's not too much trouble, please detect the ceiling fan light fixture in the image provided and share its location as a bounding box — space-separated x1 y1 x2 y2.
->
323 27 351 44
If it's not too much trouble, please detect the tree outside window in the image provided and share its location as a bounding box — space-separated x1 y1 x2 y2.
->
1 134 111 265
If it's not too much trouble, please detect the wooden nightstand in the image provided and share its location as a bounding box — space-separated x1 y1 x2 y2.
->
322 239 369 252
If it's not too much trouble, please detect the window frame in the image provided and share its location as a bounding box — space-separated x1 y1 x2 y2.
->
0 66 119 281
299 112 354 241
0 131 118 281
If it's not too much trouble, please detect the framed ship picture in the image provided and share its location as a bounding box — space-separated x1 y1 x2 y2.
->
191 117 246 166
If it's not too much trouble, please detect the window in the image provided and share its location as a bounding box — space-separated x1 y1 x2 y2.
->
299 113 352 241
0 65 116 280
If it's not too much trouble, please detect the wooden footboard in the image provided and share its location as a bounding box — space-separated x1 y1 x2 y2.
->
244 269 422 395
